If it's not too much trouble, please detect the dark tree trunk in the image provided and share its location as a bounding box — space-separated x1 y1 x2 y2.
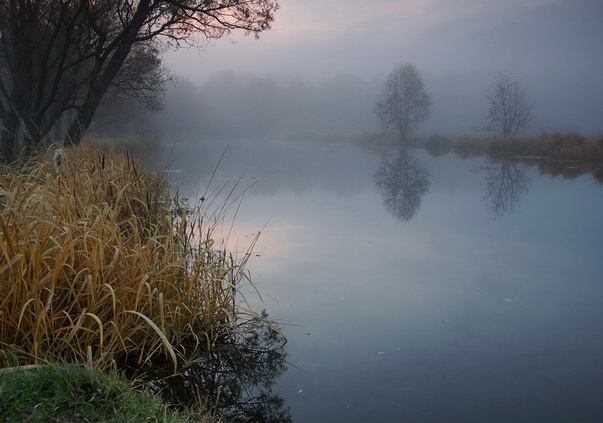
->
66 43 135 145
1 111 20 162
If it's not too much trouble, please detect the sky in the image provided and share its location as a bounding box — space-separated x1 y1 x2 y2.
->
164 0 603 135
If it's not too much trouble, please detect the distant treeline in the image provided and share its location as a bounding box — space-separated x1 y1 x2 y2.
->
155 72 381 141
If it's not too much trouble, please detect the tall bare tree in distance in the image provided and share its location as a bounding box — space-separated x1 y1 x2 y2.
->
0 0 279 162
375 62 432 143
484 74 534 137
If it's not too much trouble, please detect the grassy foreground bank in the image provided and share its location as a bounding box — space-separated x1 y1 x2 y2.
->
0 363 211 422
0 144 260 420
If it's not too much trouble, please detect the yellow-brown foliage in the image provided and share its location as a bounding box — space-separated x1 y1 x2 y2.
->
0 145 252 372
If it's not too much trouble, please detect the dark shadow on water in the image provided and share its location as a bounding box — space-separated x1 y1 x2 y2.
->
374 146 431 222
133 312 291 423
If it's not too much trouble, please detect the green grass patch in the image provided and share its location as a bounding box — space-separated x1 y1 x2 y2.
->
0 363 212 422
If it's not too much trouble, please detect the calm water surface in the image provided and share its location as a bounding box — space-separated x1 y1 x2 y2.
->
146 139 603 422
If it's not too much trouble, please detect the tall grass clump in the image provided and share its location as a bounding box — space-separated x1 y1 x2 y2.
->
0 144 256 373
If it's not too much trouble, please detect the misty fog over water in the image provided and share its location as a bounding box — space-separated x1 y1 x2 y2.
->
2 0 602 420
158 0 603 138
134 0 603 421
142 139 603 422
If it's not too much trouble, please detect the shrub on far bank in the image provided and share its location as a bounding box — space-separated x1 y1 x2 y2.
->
451 131 603 162
451 134 486 159
424 134 452 157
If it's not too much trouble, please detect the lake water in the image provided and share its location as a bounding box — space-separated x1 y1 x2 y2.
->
144 139 603 422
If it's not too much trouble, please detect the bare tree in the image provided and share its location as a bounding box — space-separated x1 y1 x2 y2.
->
106 42 172 113
485 74 534 137
375 62 432 143
0 0 278 162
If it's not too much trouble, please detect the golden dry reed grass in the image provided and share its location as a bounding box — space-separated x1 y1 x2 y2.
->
0 144 256 373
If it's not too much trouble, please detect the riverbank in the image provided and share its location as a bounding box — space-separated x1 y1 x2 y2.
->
451 131 603 162
0 144 265 420
365 130 603 182
448 132 603 183
0 363 214 422
361 130 603 163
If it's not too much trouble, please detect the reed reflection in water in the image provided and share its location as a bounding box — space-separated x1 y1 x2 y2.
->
141 312 291 422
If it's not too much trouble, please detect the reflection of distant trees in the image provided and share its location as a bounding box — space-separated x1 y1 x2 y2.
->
374 148 431 222
142 312 291 422
481 159 530 219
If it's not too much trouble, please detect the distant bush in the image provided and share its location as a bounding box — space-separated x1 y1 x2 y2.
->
424 134 452 157
451 135 486 159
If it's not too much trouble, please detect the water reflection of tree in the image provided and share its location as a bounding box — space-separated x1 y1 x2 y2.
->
374 148 431 222
146 311 291 422
482 159 530 219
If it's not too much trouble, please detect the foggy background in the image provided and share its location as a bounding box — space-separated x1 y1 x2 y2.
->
143 0 602 142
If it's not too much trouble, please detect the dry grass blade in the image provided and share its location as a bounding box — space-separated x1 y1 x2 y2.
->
125 310 178 373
